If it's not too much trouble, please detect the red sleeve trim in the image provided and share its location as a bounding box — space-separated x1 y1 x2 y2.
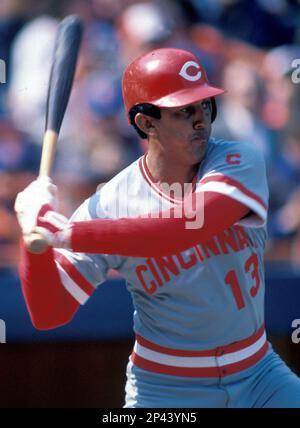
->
199 173 267 210
54 250 95 296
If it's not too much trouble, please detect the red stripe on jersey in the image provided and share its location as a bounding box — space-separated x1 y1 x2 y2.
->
139 155 197 204
136 324 265 357
136 334 216 357
139 156 182 203
131 353 221 377
223 342 269 376
131 341 268 377
200 173 267 210
54 251 95 296
222 323 265 353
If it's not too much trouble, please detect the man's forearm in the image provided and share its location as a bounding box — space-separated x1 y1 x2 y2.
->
70 192 249 257
19 241 79 329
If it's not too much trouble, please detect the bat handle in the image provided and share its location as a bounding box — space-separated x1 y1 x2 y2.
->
25 129 59 254
39 129 58 176
24 232 49 254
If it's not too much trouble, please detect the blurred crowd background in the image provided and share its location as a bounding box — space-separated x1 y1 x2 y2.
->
1 0 300 286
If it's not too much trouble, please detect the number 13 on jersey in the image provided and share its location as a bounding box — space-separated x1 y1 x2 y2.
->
225 253 260 310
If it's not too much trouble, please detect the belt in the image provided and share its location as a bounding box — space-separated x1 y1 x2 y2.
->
131 324 268 377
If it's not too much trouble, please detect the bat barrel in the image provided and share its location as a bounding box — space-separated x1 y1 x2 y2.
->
45 15 83 134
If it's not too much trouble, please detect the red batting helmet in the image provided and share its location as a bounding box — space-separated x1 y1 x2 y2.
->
122 48 225 121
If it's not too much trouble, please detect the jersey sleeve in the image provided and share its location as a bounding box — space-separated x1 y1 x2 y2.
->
54 191 124 305
197 140 269 227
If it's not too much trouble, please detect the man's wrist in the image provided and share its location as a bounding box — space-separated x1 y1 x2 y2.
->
32 224 73 249
52 225 73 249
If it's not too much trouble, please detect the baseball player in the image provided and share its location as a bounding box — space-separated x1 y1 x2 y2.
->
15 48 300 407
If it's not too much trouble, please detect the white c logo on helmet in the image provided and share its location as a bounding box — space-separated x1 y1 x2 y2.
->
179 61 202 81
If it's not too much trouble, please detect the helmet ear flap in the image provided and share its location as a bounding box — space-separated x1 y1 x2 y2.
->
211 97 217 122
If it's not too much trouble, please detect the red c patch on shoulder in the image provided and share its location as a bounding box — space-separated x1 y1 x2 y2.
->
226 153 241 165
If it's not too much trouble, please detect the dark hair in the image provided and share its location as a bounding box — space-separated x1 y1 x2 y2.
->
128 104 161 139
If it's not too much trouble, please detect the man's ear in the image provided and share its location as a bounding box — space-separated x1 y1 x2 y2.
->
135 113 157 137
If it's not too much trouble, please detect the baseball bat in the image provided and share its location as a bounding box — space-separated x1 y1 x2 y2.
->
24 15 83 254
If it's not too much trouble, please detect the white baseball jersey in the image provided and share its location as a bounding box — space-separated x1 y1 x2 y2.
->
54 137 268 354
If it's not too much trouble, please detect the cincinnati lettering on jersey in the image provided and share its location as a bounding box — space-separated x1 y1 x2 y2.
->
135 225 258 294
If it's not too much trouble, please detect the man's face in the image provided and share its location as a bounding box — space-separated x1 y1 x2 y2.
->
153 99 212 166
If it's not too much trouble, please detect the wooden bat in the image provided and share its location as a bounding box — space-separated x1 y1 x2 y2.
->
24 15 83 254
